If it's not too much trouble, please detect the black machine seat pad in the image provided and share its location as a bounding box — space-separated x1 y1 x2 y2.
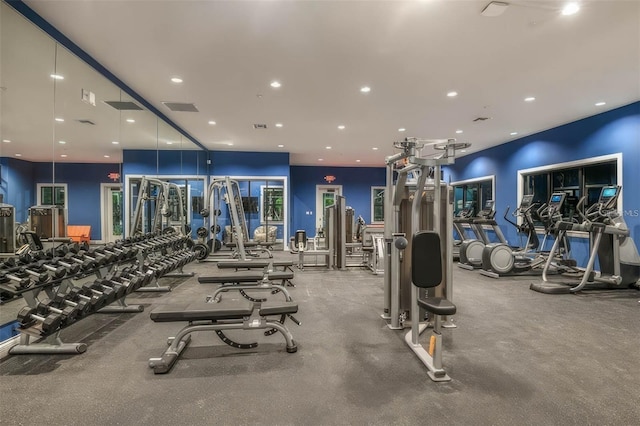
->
259 302 299 316
217 261 294 269
150 300 254 322
417 297 456 316
198 271 294 284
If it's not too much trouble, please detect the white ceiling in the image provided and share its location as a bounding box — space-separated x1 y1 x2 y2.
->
2 0 639 166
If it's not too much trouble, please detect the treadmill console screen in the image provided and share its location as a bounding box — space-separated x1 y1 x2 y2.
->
483 200 494 211
521 194 534 207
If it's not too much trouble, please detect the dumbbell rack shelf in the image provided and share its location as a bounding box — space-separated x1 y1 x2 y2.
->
7 232 198 356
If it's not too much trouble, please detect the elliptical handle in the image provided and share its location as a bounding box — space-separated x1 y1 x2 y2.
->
503 206 519 228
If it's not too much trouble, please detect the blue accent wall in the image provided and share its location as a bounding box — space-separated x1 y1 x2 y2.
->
446 101 640 267
0 157 36 223
290 166 386 236
211 151 290 177
122 150 209 176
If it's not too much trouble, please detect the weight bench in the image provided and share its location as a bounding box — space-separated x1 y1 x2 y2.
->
148 299 298 374
216 260 295 273
198 271 294 302
226 241 273 258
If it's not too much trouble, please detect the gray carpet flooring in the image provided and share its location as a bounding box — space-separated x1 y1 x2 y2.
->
1 253 639 425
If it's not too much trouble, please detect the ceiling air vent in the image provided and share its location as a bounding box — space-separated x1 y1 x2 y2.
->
162 102 199 112
253 124 268 129
103 100 143 110
473 117 491 122
76 119 96 125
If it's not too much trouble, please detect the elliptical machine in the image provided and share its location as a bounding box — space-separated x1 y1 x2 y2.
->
480 194 544 277
531 185 640 294
452 201 475 261
458 200 503 270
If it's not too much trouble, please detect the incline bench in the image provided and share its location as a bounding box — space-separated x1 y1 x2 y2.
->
198 271 294 302
225 241 273 258
148 299 298 374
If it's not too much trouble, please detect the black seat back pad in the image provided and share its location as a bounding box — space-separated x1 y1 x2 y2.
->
150 300 254 322
259 302 298 316
411 231 443 288
198 271 293 284
217 261 294 269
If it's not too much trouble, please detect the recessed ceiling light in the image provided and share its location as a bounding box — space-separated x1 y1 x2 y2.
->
55 117 64 122
460 150 467 153
360 86 371 93
208 120 216 125
126 118 135 123
171 77 183 83
104 155 110 158
50 74 64 80
270 81 281 88
326 146 332 150
510 132 518 136
58 140 66 144
398 128 406 132
166 142 173 145
112 141 119 145
561 2 579 15
372 147 379 151
60 154 67 158
337 125 345 130
2 139 10 143
275 123 283 128
227 142 233 146
277 144 284 148
524 97 536 102
595 101 606 106
318 158 324 162
356 159 361 163
447 91 458 97
455 130 463 134
15 153 22 157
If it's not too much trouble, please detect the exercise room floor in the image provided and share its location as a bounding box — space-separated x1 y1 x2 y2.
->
1 252 639 425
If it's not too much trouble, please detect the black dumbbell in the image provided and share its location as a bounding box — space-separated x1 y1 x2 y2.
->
67 287 105 311
94 278 127 299
51 258 82 275
52 293 91 316
36 262 67 279
36 300 79 327
82 282 116 304
64 253 97 270
17 306 61 335
0 271 32 288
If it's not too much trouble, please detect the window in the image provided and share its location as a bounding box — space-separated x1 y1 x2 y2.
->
520 154 620 225
451 176 495 216
37 183 67 207
371 186 385 223
261 186 284 224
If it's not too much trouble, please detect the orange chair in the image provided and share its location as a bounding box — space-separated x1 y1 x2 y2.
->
67 225 91 243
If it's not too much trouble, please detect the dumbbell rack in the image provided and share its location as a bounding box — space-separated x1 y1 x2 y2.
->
7 232 197 355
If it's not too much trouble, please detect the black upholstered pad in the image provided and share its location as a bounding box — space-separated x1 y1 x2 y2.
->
412 231 443 288
150 300 253 322
198 271 294 284
417 297 456 316
225 241 264 248
259 302 298 316
217 261 294 269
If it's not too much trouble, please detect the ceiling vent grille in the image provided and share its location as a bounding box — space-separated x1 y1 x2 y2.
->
103 100 143 110
253 124 268 129
162 102 199 112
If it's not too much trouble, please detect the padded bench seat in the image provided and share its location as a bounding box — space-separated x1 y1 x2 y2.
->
198 271 293 284
226 241 270 248
217 261 294 270
417 297 457 316
150 299 253 322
